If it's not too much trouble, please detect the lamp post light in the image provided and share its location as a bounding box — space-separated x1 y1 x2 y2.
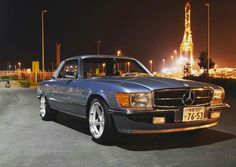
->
117 50 121 57
18 62 21 70
102 63 106 73
205 3 210 75
97 41 101 55
41 10 47 72
127 62 130 72
174 50 177 56
162 59 165 69
149 60 153 72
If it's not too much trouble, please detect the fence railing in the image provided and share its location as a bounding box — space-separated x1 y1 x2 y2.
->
0 70 54 83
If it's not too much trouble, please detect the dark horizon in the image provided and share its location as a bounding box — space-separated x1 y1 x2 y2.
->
0 0 236 71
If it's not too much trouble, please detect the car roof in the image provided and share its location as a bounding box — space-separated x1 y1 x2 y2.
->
65 55 136 61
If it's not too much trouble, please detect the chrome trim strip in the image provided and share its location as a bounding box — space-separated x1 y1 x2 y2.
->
155 98 182 100
196 96 212 99
207 103 230 111
154 103 211 108
155 87 214 92
155 96 211 101
109 108 179 114
48 97 65 103
126 122 218 134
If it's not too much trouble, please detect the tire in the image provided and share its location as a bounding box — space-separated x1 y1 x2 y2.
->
88 98 115 144
40 95 57 121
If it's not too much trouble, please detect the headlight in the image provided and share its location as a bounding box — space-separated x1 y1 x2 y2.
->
116 92 153 110
211 89 225 105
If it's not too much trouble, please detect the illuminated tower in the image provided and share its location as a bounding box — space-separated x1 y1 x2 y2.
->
180 2 194 71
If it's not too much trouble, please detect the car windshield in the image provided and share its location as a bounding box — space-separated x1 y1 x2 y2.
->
82 58 150 78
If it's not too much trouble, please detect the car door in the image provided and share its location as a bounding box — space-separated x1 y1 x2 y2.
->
53 59 80 113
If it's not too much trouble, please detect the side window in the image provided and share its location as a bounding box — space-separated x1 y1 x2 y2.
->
58 60 78 79
82 59 108 78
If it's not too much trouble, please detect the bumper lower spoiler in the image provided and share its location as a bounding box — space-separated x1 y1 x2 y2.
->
123 122 218 134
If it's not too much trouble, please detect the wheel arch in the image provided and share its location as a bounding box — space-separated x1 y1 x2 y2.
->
86 94 110 118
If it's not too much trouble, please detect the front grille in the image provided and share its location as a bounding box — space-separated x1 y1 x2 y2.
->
154 88 214 108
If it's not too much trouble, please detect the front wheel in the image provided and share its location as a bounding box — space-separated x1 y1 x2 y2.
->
88 98 115 143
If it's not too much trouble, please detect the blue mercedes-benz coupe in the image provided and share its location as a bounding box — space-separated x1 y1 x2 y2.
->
37 55 229 143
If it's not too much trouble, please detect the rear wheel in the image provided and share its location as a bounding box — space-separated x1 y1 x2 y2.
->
40 95 56 121
88 98 115 143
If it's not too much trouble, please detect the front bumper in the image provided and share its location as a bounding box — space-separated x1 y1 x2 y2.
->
110 103 230 134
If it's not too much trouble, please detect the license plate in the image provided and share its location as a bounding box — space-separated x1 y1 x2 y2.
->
182 107 205 122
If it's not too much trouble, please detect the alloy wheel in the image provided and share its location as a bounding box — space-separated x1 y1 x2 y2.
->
89 102 105 139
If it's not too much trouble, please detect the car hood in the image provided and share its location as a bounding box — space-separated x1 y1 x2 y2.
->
93 77 217 91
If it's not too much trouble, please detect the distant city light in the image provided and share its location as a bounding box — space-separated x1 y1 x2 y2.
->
18 62 21 70
117 50 122 57
149 60 153 72
176 57 188 65
127 62 130 72
162 59 166 68
102 63 106 73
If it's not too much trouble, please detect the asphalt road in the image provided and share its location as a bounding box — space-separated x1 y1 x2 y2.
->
0 89 236 167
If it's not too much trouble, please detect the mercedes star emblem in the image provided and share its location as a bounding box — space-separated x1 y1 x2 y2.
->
182 90 195 106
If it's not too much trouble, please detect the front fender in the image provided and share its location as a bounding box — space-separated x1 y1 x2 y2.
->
80 79 151 111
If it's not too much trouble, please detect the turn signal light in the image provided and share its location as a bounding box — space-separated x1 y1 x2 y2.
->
115 93 130 108
153 117 165 124
211 112 221 119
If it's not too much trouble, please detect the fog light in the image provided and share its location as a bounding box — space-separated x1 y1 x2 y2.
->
153 117 165 124
211 112 221 119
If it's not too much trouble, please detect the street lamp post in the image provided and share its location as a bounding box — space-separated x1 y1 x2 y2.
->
149 60 153 72
97 41 101 55
205 4 210 74
41 10 47 72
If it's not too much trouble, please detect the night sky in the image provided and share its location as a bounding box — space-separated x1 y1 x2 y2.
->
0 0 236 71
